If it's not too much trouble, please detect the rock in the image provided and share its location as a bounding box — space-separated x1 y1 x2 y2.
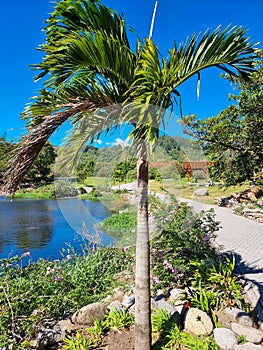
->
234 343 263 349
223 307 254 327
122 295 135 309
37 328 64 348
55 319 78 334
153 299 180 324
71 302 107 326
231 323 263 344
213 328 238 349
107 300 123 311
155 289 166 300
184 307 213 336
112 287 125 301
155 299 177 316
168 288 186 302
236 186 263 203
102 288 125 305
129 303 135 316
194 188 208 196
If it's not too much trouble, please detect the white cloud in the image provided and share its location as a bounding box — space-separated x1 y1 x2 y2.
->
112 137 130 147
94 139 103 145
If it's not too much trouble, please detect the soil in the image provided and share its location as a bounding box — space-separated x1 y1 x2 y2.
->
97 327 135 349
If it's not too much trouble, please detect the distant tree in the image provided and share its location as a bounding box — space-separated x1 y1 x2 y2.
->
112 160 137 183
27 142 57 182
183 58 263 185
77 149 98 181
156 136 183 161
0 136 14 180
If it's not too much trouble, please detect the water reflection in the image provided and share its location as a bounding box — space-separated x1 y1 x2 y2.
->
0 197 113 261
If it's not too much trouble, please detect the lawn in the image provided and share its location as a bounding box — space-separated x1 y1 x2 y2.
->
149 178 249 205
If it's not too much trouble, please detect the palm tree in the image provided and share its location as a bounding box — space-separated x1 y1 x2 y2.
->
3 1 258 348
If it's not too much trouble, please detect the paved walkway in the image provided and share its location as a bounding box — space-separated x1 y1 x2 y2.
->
177 197 263 325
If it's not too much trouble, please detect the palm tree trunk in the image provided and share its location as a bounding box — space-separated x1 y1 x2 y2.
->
135 141 152 350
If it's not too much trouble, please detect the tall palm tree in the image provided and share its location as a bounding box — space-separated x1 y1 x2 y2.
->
3 1 258 348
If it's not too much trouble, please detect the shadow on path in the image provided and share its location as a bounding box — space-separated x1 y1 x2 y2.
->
227 251 263 328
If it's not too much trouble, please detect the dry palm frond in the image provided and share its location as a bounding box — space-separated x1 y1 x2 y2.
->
2 100 109 195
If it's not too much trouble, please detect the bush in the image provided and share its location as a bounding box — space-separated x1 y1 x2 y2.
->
55 180 79 198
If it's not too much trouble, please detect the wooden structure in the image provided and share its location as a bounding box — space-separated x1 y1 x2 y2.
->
182 161 213 182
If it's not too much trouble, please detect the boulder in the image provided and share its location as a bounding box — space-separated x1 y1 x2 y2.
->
213 328 238 349
231 323 263 344
71 302 107 326
223 307 254 327
155 299 177 316
107 300 123 311
194 188 208 196
168 288 186 302
122 295 135 309
37 328 64 348
55 319 78 334
184 307 213 336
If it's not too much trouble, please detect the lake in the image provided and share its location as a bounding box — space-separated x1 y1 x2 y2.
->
0 197 114 262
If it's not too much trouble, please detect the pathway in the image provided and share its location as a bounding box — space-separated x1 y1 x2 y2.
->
173 197 263 325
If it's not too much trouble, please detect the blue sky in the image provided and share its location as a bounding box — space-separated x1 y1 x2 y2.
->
1 0 262 147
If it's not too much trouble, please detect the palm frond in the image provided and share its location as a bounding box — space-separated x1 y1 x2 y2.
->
171 25 258 87
56 104 122 172
33 0 133 88
2 100 109 195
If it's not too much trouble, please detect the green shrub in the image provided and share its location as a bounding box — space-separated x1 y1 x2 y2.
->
100 210 137 236
55 180 79 198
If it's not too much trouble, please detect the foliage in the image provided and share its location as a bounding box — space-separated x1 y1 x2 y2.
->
26 142 57 182
0 247 134 349
104 308 134 330
13 183 56 199
100 209 137 241
112 160 137 183
155 136 183 161
77 159 96 182
152 308 178 335
55 180 79 198
0 136 15 177
183 56 263 185
0 193 251 348
149 196 247 323
3 2 259 349
150 201 220 290
63 331 96 350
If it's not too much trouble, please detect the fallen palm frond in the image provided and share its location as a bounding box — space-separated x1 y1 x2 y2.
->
2 100 108 196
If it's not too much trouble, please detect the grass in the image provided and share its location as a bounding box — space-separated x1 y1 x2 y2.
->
13 183 56 199
149 178 249 204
